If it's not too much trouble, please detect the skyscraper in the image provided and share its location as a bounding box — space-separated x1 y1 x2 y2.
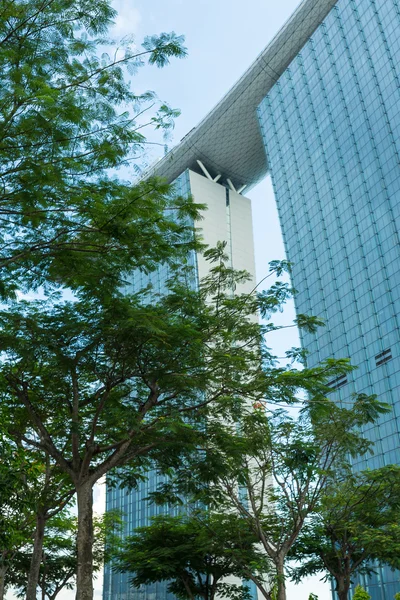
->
257 0 400 596
104 169 257 600
105 0 400 597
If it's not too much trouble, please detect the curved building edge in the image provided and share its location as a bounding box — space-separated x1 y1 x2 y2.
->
148 0 338 191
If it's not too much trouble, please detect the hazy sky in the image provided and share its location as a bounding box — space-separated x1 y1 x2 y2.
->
7 2 331 599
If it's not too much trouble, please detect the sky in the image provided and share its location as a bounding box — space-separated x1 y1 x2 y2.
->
7 1 331 599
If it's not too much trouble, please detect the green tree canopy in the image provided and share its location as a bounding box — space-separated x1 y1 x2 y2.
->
0 0 194 298
114 512 269 600
0 1 201 596
10 511 113 600
352 585 371 600
290 465 400 600
0 432 35 600
146 393 390 600
0 251 278 600
0 429 74 600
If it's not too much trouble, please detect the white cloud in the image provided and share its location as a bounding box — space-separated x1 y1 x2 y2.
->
111 1 142 38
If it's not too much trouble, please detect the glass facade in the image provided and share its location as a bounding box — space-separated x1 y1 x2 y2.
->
103 172 194 600
258 0 400 597
124 170 197 298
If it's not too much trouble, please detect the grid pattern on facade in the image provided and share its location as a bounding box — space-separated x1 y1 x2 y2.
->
258 0 400 596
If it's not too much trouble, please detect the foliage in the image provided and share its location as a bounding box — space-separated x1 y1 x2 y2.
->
0 433 35 597
0 0 196 598
0 251 287 599
0 245 368 600
0 251 270 487
352 585 371 600
9 513 77 600
0 428 75 600
113 512 269 600
290 465 400 600
147 393 389 600
0 0 193 299
10 511 115 600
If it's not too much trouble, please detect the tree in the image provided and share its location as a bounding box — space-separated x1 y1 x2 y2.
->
0 0 194 299
289 465 400 600
23 457 74 600
0 250 289 600
352 585 371 600
9 513 76 600
149 394 389 600
0 433 35 600
11 512 113 600
113 512 269 600
0 1 201 597
0 247 363 600
0 418 75 600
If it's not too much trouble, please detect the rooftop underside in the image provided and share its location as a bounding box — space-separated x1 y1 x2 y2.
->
149 0 337 191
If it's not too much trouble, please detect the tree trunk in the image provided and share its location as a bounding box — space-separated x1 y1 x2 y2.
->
26 512 46 600
337 577 350 600
276 558 286 600
181 575 196 600
41 555 48 600
76 481 94 600
0 565 7 600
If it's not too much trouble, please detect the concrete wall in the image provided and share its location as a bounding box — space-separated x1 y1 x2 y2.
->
188 170 256 294
188 170 262 600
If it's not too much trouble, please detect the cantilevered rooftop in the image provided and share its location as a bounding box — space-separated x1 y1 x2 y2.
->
150 0 337 192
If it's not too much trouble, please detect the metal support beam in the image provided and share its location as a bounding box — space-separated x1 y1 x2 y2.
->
226 178 236 193
227 179 246 194
197 160 213 181
196 160 221 183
